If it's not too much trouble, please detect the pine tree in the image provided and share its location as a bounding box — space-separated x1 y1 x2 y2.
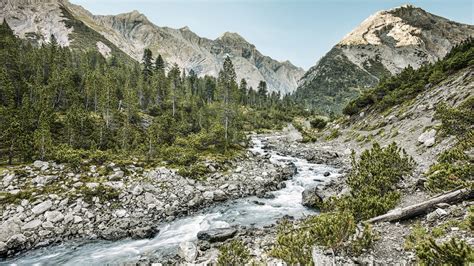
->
142 48 153 81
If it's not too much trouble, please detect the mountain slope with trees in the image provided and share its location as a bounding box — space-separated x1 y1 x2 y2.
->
294 5 474 115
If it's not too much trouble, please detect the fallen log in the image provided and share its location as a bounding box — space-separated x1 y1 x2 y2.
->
367 188 474 223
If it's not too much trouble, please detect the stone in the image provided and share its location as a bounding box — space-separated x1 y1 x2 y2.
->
0 218 22 242
44 211 64 223
33 160 49 169
203 191 214 200
213 190 227 201
130 226 158 239
115 209 127 218
21 219 42 230
100 228 128 241
302 187 325 208
234 166 243 173
2 174 15 187
179 241 198 262
417 129 436 147
197 228 237 243
6 234 26 250
323 172 331 177
427 208 447 222
73 216 83 224
132 185 143 195
42 221 55 230
110 170 124 180
31 200 52 215
0 241 7 256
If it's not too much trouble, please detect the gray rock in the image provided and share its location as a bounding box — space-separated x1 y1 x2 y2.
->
213 190 227 201
2 174 15 187
418 129 436 147
203 191 214 200
6 234 26 250
110 170 124 180
44 211 64 223
0 218 21 242
302 187 324 208
41 221 55 230
132 185 143 195
21 219 42 230
323 172 331 177
31 200 52 215
197 228 237 243
100 228 128 241
33 160 49 169
115 209 127 218
130 226 158 239
0 241 7 257
73 216 83 224
179 241 198 262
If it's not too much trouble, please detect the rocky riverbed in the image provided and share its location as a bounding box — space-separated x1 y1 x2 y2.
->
0 136 298 259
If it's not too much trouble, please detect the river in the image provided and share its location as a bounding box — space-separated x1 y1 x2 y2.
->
3 135 340 265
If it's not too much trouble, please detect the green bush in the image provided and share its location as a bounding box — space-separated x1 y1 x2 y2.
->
416 237 474 265
271 212 356 264
325 129 340 140
350 223 377 255
177 163 209 180
217 240 250 265
324 143 414 220
310 118 327 130
425 98 473 193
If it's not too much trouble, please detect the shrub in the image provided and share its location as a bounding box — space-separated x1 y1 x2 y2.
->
325 129 340 140
350 223 377 255
217 240 250 265
310 118 327 129
416 237 474 265
425 98 473 193
324 143 414 220
271 212 356 264
177 163 209 180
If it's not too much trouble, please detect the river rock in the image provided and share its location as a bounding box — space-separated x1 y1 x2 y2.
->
33 160 49 169
179 241 198 262
0 218 22 242
0 241 7 257
213 190 227 201
302 187 324 208
22 219 42 230
44 211 64 223
31 200 52 215
197 228 237 243
6 234 26 250
101 228 128 241
130 226 158 239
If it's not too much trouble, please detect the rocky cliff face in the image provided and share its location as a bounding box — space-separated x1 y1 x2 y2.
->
0 0 304 94
295 5 474 114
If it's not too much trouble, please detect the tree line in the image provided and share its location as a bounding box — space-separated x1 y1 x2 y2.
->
0 21 304 167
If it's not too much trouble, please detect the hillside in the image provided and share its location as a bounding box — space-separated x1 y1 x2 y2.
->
0 0 304 94
294 5 474 114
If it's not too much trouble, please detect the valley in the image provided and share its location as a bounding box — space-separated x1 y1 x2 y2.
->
0 0 473 264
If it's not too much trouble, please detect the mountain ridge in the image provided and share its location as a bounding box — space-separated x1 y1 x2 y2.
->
0 0 304 94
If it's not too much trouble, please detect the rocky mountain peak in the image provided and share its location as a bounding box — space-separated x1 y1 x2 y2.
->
218 32 248 43
295 6 474 114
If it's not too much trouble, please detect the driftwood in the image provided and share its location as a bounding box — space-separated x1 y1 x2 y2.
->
367 188 474 223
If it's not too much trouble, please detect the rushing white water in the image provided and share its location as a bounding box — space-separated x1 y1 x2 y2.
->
2 136 340 265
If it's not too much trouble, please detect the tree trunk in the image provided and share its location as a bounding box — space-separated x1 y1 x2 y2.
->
367 188 474 223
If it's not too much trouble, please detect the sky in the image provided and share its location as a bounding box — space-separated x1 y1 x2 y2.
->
69 0 473 70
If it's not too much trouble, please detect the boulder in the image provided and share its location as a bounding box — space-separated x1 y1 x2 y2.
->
302 187 324 208
33 160 49 169
21 219 42 230
197 227 237 243
179 241 198 262
44 211 64 223
130 226 158 239
31 200 52 215
418 129 436 147
2 174 15 187
6 234 26 250
115 209 127 218
213 190 227 201
203 191 214 201
100 228 128 241
0 218 21 242
0 241 7 257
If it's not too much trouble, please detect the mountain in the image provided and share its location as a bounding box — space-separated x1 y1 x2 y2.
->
294 5 474 115
0 0 304 94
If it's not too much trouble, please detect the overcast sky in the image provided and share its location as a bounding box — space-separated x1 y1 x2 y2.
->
70 0 473 70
